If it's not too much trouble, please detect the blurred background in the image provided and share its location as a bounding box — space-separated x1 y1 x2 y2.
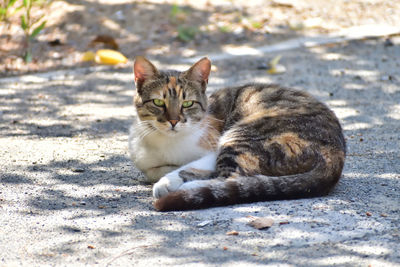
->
1 0 400 77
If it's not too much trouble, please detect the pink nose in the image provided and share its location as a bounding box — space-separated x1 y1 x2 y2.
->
169 120 179 127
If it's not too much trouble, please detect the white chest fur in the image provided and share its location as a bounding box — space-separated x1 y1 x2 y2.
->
128 123 210 174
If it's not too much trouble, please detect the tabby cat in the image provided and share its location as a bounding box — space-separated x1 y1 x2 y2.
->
129 56 346 211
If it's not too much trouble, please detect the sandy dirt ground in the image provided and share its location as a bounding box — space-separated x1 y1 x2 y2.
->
1 0 400 77
0 33 399 266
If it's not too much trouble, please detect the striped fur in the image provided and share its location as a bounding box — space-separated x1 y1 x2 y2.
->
129 57 346 211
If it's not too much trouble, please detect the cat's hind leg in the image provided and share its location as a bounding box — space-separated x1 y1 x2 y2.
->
176 169 217 191
179 168 215 181
153 152 217 199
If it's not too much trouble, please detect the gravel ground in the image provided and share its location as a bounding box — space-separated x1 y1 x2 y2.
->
0 37 399 266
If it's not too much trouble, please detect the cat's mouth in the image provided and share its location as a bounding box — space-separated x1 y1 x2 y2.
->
156 126 179 136
154 121 190 136
167 128 179 134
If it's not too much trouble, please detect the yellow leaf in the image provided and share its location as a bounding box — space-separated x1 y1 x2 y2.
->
267 65 286 74
269 55 282 68
82 51 95 62
95 49 128 65
267 55 286 74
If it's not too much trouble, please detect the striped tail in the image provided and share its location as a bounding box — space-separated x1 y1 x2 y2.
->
154 161 341 211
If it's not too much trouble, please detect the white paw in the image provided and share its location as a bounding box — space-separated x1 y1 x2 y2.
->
152 172 183 199
179 180 209 191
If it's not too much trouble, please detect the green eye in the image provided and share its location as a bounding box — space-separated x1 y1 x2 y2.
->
182 100 194 108
153 99 165 107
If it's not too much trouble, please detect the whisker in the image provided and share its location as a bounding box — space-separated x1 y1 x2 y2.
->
133 121 158 142
136 128 157 142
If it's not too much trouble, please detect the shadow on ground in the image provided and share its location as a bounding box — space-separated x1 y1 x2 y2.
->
0 36 399 266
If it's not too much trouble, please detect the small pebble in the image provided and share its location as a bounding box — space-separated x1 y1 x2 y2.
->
384 38 394 47
257 63 268 70
380 75 394 81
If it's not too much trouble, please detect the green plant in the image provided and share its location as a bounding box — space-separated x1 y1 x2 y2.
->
169 3 187 24
251 21 263 30
218 25 232 33
0 0 20 23
169 3 181 18
20 0 48 62
177 26 198 42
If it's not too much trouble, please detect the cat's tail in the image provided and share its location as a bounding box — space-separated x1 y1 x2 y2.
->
153 158 343 211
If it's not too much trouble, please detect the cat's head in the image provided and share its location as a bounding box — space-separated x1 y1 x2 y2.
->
133 56 211 136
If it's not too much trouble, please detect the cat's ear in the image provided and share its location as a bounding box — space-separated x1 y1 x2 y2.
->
133 56 159 92
183 57 211 90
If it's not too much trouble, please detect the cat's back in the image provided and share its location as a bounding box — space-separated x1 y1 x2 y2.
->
209 83 345 151
209 83 332 121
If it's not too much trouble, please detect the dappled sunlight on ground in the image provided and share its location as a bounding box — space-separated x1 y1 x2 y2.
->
0 31 399 266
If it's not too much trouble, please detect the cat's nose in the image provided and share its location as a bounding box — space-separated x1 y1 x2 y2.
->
169 120 179 127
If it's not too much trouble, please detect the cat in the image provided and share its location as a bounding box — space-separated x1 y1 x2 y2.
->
128 56 346 211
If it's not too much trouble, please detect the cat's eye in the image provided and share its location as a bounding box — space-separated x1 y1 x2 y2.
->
182 100 193 108
153 99 165 107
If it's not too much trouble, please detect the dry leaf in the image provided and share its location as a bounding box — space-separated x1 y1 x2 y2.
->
248 217 274 230
226 231 239 236
90 35 119 50
48 39 62 46
271 0 294 8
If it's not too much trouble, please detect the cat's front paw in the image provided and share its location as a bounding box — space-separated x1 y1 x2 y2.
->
152 172 183 199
